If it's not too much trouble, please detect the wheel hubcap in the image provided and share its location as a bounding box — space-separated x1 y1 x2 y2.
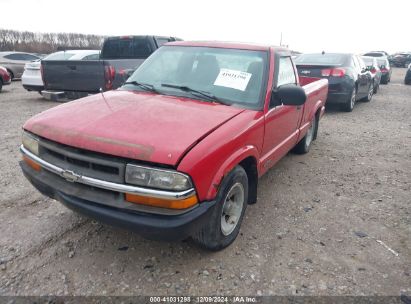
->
221 182 244 236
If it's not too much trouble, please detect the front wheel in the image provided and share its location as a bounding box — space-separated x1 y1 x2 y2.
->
192 166 248 251
293 116 317 154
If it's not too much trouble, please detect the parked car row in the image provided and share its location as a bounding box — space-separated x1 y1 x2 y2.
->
295 53 377 112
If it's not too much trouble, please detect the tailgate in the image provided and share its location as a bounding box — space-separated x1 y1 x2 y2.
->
42 60 106 92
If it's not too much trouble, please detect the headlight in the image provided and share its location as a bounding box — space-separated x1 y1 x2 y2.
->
125 164 193 191
22 131 39 155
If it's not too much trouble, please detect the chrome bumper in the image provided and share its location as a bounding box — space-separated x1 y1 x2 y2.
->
20 145 195 200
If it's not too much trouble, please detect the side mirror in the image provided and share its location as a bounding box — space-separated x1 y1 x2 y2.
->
271 84 307 107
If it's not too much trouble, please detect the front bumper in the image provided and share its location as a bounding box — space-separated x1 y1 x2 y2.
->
20 147 216 241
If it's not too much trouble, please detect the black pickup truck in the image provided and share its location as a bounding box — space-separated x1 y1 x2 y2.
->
41 35 181 100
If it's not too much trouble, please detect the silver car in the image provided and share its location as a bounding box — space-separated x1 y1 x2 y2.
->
0 52 40 79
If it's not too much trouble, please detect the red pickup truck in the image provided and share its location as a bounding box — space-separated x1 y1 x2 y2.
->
20 41 328 250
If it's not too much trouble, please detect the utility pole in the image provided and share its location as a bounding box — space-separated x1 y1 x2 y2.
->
280 32 283 46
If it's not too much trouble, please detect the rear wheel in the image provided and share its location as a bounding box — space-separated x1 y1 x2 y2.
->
293 116 317 154
342 89 356 112
363 83 374 102
192 166 248 251
0 79 3 92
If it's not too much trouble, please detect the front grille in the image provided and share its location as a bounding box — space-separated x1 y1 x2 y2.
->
38 138 125 183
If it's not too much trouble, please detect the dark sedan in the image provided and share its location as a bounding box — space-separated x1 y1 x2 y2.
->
296 53 374 112
391 53 411 68
405 64 411 85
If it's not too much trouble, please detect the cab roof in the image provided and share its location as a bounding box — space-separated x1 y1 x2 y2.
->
166 40 289 53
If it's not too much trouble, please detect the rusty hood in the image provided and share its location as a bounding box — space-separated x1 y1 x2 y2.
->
23 90 244 166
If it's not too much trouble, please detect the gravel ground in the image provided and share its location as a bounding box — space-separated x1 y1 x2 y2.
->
0 69 410 296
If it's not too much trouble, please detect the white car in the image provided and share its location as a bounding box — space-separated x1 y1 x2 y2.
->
22 50 100 93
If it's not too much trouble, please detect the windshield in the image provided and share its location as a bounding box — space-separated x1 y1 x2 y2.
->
362 57 374 66
296 53 348 65
124 46 268 109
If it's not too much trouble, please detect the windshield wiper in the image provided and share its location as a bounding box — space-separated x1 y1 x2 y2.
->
161 83 229 105
124 81 158 93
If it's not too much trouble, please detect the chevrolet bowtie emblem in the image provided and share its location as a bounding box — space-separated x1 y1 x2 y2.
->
61 170 81 182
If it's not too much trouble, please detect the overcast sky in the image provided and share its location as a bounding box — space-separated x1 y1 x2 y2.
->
0 0 409 54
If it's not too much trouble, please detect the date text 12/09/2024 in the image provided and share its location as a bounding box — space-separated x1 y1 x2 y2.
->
150 296 258 303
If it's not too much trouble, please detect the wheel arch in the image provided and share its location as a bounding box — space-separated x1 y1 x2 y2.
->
207 146 260 204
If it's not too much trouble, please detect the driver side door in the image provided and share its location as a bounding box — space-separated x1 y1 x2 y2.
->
261 55 303 173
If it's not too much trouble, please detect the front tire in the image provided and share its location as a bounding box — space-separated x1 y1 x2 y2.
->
192 166 248 251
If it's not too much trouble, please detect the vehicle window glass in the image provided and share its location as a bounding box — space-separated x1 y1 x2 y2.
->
44 52 76 60
101 37 152 59
296 53 346 65
5 53 24 60
362 57 374 66
126 46 267 109
82 54 100 60
22 54 39 61
155 38 171 47
277 57 297 87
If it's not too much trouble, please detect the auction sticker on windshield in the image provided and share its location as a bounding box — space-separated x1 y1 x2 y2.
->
214 69 252 91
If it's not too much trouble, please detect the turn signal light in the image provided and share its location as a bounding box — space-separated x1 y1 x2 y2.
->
125 193 198 210
23 155 41 171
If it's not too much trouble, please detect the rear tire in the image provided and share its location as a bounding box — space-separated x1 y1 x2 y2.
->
342 89 356 112
192 166 248 251
363 83 374 102
293 116 317 154
0 79 3 92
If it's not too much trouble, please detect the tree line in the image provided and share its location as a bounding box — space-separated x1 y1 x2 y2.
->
0 29 105 54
